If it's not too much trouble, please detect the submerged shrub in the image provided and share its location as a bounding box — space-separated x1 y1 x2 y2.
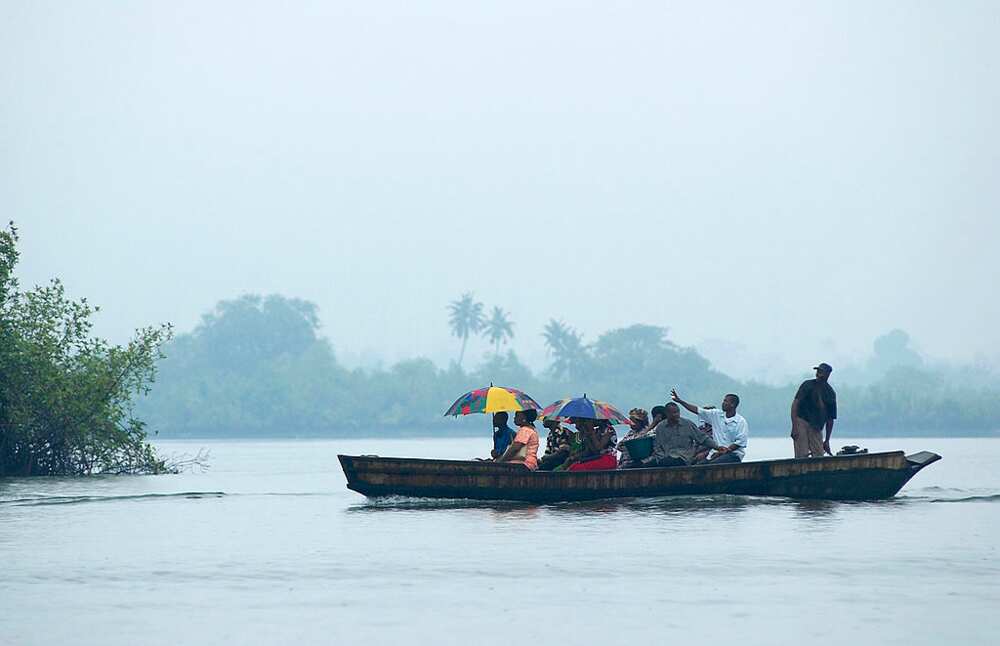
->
0 222 172 476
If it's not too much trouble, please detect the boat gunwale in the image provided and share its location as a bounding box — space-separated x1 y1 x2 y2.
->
338 450 911 474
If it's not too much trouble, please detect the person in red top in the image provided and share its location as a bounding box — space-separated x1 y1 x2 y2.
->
565 418 618 471
495 409 540 470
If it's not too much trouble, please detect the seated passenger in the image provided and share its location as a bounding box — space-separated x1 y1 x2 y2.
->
671 389 748 464
596 419 618 455
562 418 618 471
640 402 728 468
617 408 653 469
491 411 516 459
538 418 574 471
495 409 540 470
648 405 668 430
692 414 716 464
554 420 586 470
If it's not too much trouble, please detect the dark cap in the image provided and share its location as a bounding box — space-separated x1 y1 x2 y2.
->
813 362 833 373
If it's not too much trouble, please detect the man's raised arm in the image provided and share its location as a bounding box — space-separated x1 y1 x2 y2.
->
670 389 699 416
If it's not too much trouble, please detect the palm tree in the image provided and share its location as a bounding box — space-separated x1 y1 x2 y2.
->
448 293 484 368
542 319 588 378
482 306 514 357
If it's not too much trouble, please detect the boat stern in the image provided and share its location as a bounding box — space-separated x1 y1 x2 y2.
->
338 454 366 494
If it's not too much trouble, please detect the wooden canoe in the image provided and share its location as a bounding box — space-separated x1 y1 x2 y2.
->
338 450 941 502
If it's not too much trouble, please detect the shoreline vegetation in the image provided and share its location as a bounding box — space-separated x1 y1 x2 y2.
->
152 427 998 440
4 222 999 478
1 223 173 476
139 293 1000 440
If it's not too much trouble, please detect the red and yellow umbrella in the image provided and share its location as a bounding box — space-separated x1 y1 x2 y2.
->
444 385 542 416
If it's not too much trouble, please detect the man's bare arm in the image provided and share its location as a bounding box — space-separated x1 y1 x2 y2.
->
670 389 699 415
496 441 525 462
823 419 835 455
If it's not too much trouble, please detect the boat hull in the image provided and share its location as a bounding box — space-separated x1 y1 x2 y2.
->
338 450 940 502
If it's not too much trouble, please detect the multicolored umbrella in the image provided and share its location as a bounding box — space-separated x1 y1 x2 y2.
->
444 385 543 417
539 395 631 425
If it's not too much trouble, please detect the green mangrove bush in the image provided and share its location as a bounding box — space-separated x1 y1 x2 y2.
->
0 222 172 476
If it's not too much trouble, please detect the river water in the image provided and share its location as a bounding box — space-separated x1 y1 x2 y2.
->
1 437 998 645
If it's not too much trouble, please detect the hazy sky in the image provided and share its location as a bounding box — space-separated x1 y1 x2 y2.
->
3 1 998 383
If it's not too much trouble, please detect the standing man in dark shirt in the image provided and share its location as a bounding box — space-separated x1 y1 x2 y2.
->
790 362 837 458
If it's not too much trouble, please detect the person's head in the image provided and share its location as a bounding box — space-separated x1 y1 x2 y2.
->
722 394 740 414
628 408 649 430
814 362 833 383
650 405 667 424
514 409 537 426
596 420 611 432
573 417 595 432
492 411 509 429
664 402 681 424
542 418 561 431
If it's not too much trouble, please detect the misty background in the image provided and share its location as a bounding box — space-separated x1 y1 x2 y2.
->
4 1 999 434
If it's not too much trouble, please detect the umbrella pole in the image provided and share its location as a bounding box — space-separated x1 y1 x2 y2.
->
487 416 494 459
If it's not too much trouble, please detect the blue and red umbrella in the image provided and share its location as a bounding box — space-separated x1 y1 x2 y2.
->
539 395 630 425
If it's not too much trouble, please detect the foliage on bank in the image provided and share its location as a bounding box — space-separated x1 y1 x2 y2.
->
0 223 172 476
138 293 1000 437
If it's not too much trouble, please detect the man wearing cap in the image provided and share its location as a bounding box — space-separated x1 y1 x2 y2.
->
790 363 837 458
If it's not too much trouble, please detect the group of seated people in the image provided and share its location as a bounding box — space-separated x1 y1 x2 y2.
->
489 409 618 472
490 389 749 471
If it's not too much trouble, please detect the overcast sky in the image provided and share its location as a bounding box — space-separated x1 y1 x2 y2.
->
3 1 998 383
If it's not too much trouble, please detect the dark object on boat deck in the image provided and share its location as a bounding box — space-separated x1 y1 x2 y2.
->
619 436 655 461
837 445 868 455
338 450 942 503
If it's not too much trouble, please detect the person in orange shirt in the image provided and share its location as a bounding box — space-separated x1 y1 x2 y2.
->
495 409 540 470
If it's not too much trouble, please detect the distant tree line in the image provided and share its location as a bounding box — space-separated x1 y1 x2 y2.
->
10 218 993 479
137 292 1000 438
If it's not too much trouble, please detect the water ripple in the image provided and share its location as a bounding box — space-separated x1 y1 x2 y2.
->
925 493 1000 503
0 492 226 506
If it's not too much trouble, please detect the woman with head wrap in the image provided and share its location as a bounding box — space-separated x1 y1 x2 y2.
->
617 407 657 469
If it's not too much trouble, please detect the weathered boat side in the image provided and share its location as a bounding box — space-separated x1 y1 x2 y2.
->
338 450 940 502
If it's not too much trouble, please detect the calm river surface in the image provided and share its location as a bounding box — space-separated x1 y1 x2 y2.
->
2 437 998 645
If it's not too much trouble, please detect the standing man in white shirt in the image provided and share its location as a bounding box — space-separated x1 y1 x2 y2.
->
670 389 748 463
